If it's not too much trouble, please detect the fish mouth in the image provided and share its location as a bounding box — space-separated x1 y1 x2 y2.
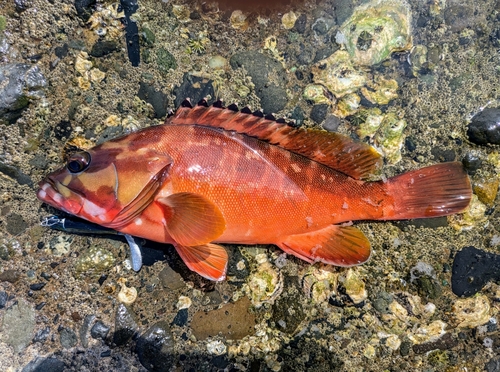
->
37 178 84 215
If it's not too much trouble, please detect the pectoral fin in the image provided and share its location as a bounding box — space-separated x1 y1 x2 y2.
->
174 243 228 281
157 192 226 246
277 225 371 267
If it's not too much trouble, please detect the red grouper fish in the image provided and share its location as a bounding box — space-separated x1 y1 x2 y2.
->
37 101 472 281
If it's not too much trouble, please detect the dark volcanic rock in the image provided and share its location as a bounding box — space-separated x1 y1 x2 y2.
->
310 104 329 124
90 40 120 58
270 276 306 334
173 73 215 108
22 356 66 372
452 246 500 297
138 82 169 118
74 0 96 22
113 303 139 346
136 321 176 371
462 152 483 174
467 108 500 146
230 51 287 113
91 320 110 340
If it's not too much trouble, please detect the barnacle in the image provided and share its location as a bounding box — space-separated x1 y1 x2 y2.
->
339 0 412 66
302 265 338 303
186 32 210 55
244 253 283 307
87 3 124 40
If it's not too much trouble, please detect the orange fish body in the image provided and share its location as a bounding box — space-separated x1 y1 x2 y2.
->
37 102 472 280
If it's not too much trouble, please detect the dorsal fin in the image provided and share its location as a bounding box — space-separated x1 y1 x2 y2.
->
166 101 382 179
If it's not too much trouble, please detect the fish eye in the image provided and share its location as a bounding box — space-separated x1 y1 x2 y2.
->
67 152 91 173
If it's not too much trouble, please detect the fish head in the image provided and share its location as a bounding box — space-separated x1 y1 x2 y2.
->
37 133 172 227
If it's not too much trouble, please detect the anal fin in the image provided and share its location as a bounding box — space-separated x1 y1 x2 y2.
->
277 225 371 267
174 243 228 281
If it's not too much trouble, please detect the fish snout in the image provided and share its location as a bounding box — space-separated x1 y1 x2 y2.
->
37 179 83 215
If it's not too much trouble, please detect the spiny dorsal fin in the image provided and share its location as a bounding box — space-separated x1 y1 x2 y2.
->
166 100 382 179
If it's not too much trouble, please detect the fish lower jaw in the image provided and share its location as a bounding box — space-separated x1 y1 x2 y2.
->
37 182 82 216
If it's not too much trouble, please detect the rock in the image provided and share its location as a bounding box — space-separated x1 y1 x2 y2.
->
293 13 307 34
173 73 215 108
137 82 169 118
312 16 335 36
444 5 474 32
54 44 69 59
230 51 287 113
258 84 287 114
172 308 188 327
74 0 96 22
0 291 7 308
53 120 73 140
29 283 46 291
467 108 500 146
14 0 31 12
156 48 177 74
90 40 120 58
289 106 305 127
462 152 482 174
485 357 500 372
0 162 33 186
159 265 185 291
113 303 139 346
59 327 78 349
95 125 125 145
1 299 36 352
473 177 499 206
412 333 458 354
191 296 256 339
310 104 329 124
141 27 156 46
372 291 393 314
0 64 46 124
29 154 49 170
91 320 110 340
431 147 456 162
33 326 50 343
0 269 21 283
270 276 306 334
135 321 176 371
74 245 115 277
322 114 341 132
22 357 66 372
80 314 95 347
5 213 27 235
452 246 500 297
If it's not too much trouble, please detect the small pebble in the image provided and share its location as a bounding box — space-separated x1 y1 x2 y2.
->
91 321 110 340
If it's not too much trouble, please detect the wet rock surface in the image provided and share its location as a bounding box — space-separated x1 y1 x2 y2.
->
190 296 256 339
467 107 500 145
230 51 287 113
0 64 46 124
1 0 500 370
452 246 500 297
135 321 175 371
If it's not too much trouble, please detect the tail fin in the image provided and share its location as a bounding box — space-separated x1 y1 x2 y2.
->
384 162 472 220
